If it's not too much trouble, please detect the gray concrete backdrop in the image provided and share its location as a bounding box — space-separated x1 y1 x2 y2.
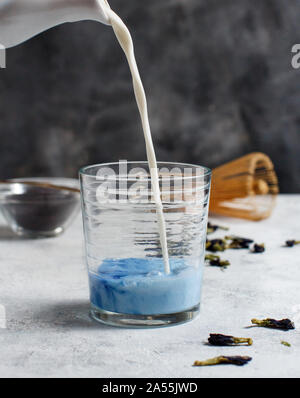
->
0 0 299 192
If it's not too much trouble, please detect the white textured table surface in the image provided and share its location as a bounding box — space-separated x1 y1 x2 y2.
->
0 194 299 378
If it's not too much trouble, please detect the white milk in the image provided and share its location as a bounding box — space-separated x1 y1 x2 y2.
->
100 2 170 274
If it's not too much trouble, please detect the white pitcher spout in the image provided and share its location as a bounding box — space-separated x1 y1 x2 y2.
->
0 0 111 48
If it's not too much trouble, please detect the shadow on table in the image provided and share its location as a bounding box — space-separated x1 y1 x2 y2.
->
0 225 26 240
0 225 65 241
32 300 116 331
0 225 49 241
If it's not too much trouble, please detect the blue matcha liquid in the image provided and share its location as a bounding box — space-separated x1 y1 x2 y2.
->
89 258 202 315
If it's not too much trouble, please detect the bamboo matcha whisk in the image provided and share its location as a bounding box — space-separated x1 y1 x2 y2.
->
210 152 279 221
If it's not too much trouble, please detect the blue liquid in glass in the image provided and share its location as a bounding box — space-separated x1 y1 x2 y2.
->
89 258 202 315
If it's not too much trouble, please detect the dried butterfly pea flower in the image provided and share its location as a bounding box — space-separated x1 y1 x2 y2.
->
206 239 227 252
281 341 291 347
207 222 229 235
251 318 295 330
225 236 254 249
252 243 265 253
208 334 252 346
285 240 300 247
205 255 230 268
193 355 252 367
228 241 249 249
225 236 254 244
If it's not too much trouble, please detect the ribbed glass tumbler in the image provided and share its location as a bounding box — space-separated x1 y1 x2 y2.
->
80 162 211 328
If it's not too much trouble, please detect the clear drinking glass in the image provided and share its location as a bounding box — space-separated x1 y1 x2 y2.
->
80 161 211 328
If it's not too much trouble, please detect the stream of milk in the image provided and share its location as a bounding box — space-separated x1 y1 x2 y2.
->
100 2 170 274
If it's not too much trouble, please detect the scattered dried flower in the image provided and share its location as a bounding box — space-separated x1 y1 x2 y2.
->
252 243 265 253
207 222 229 235
205 254 230 268
208 334 252 346
285 240 300 247
281 341 291 347
193 355 252 367
225 236 254 249
206 239 227 252
251 318 295 330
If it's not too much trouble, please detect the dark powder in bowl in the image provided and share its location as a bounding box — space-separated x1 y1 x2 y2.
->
1 185 79 233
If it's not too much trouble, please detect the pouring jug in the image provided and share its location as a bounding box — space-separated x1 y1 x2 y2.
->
0 0 111 48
